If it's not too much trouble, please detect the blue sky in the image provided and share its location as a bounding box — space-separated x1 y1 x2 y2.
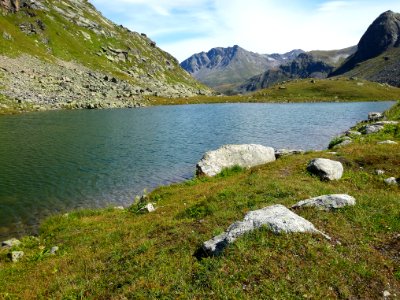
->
90 0 400 62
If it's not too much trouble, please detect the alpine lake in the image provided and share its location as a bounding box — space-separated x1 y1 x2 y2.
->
0 101 395 238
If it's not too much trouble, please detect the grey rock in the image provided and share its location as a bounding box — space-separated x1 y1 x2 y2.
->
307 158 344 181
140 203 155 213
202 204 330 256
9 251 24 262
360 124 384 134
275 148 305 159
378 140 398 145
345 130 362 136
2 31 12 40
196 144 275 177
114 206 124 210
292 194 356 210
384 177 398 185
334 139 352 148
50 246 59 255
2 238 21 248
368 112 383 121
376 169 385 175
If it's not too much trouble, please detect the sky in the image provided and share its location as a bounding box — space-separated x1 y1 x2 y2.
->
90 0 400 62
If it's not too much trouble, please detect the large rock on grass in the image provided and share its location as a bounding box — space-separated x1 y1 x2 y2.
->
292 194 356 210
307 158 343 181
196 144 275 177
202 204 330 256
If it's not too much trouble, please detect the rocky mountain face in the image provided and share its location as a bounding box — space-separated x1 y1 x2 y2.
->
237 53 334 93
331 11 400 86
180 45 304 93
0 0 211 112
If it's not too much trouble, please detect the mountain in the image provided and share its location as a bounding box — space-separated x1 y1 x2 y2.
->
237 53 335 93
0 0 211 112
308 46 357 67
331 10 400 86
180 45 304 93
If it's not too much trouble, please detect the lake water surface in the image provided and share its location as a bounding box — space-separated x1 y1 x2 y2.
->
0 102 395 238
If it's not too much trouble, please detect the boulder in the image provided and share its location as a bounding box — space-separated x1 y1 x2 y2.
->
334 138 352 148
384 177 398 185
307 158 343 181
292 194 356 210
275 149 305 159
360 124 384 134
196 144 275 177
368 112 383 121
345 130 362 136
2 238 21 248
202 204 330 256
378 140 398 145
8 251 24 262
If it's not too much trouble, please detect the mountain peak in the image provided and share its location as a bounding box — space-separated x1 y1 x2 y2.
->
331 10 400 76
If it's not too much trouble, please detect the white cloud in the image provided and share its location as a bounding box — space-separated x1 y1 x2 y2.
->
90 0 400 61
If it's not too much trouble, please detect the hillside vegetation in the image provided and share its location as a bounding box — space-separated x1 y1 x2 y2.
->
1 101 399 299
0 0 211 113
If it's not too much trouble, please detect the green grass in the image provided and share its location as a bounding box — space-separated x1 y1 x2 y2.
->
0 103 399 299
150 77 400 106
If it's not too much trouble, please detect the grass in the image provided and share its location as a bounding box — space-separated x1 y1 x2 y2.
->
0 103 399 299
150 77 400 106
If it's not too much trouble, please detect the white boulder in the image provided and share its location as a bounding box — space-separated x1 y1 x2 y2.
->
307 158 344 181
292 194 356 210
202 204 330 256
196 144 275 177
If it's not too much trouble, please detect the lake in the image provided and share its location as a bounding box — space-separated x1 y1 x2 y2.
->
0 102 395 238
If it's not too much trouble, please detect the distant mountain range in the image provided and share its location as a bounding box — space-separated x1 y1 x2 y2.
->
181 10 400 94
180 46 305 93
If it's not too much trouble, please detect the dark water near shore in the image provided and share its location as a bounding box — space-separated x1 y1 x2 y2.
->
0 102 394 238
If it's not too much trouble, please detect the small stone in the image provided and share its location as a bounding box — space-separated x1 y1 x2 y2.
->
275 149 305 159
307 158 344 181
345 130 362 136
50 246 59 255
2 238 21 248
292 194 356 211
383 290 391 297
378 140 398 145
114 206 124 210
9 251 24 262
375 170 385 175
140 203 155 213
384 177 398 185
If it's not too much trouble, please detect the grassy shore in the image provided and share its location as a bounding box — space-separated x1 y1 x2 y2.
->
0 102 399 299
150 78 400 106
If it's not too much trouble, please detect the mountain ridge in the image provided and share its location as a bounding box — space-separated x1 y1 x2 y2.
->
0 0 211 113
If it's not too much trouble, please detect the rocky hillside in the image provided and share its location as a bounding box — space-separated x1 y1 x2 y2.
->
180 45 304 94
237 53 334 93
0 0 211 113
331 11 400 87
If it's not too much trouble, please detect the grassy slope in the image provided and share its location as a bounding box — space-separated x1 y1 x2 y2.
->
151 77 400 106
0 0 206 89
0 103 399 299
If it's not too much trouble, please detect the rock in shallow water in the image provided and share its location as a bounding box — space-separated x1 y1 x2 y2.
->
201 204 330 256
292 194 356 210
307 158 343 181
196 144 275 177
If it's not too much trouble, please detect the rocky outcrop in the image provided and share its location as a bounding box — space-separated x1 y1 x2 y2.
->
0 0 20 12
196 144 275 177
201 204 330 256
292 194 356 211
238 53 334 93
307 158 344 181
331 11 400 87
